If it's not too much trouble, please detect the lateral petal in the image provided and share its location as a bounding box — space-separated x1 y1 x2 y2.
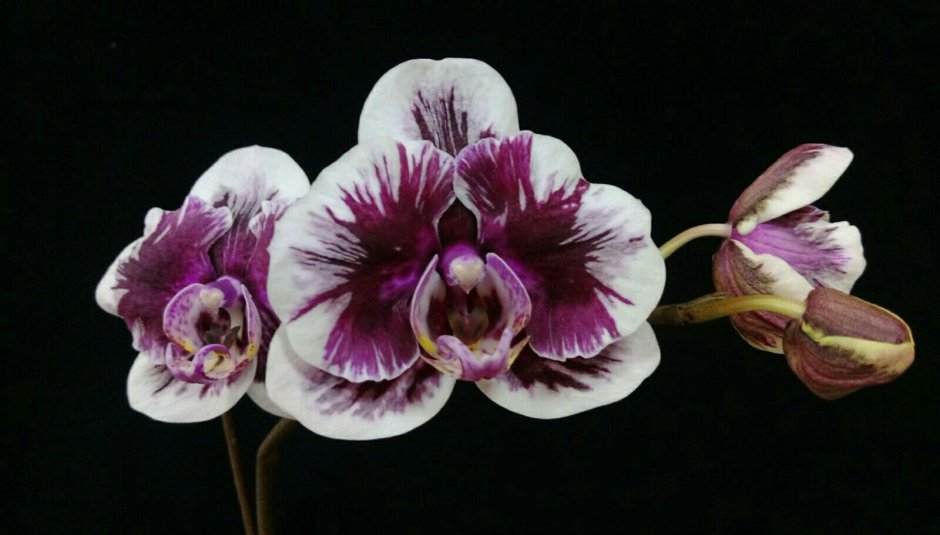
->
268 138 454 381
110 197 232 354
455 132 665 360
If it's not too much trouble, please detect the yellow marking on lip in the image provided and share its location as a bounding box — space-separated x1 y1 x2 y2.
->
417 335 438 356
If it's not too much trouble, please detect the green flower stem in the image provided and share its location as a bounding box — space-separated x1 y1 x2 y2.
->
222 411 256 535
256 418 299 535
649 293 806 326
659 223 732 259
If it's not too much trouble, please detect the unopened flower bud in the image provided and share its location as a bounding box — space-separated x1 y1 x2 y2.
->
783 288 914 399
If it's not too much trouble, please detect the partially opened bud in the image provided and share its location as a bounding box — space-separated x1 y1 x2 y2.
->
783 288 914 399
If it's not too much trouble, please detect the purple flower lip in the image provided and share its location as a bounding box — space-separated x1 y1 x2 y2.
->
162 277 261 384
412 252 532 381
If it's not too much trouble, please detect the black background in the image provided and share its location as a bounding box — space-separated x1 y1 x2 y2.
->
6 2 937 532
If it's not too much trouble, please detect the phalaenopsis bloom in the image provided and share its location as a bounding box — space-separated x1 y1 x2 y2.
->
96 147 309 421
264 59 666 439
712 144 866 352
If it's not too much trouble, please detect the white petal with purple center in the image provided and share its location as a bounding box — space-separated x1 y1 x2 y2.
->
358 58 519 156
266 328 456 440
730 144 853 235
455 132 665 361
268 138 455 382
127 351 257 423
477 322 660 418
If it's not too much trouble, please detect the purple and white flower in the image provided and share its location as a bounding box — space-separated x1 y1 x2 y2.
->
713 144 866 352
96 146 309 422
265 59 666 440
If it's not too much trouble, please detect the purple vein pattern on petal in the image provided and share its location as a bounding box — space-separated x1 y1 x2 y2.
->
115 196 232 356
477 322 660 418
268 138 455 382
455 132 665 360
358 58 520 156
729 144 853 235
266 328 456 440
732 206 865 292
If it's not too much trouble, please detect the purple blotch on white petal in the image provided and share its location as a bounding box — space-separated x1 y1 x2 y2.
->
358 58 520 156
730 144 853 235
268 138 455 382
96 238 142 316
265 328 456 440
455 132 665 360
477 322 660 419
113 197 233 354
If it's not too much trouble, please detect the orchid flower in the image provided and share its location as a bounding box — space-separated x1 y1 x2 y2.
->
712 144 866 352
96 146 309 422
659 144 866 352
264 59 666 439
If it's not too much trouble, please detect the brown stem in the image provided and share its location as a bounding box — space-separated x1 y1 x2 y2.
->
256 418 298 535
222 411 256 535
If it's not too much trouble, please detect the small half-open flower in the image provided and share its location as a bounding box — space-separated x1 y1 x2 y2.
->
714 144 866 352
96 146 309 422
783 288 915 399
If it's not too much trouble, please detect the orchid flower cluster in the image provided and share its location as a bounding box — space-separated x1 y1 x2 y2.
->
97 58 915 442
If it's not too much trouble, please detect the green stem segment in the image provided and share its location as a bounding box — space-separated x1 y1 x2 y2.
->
659 223 732 259
649 293 806 326
256 418 299 535
222 412 256 535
